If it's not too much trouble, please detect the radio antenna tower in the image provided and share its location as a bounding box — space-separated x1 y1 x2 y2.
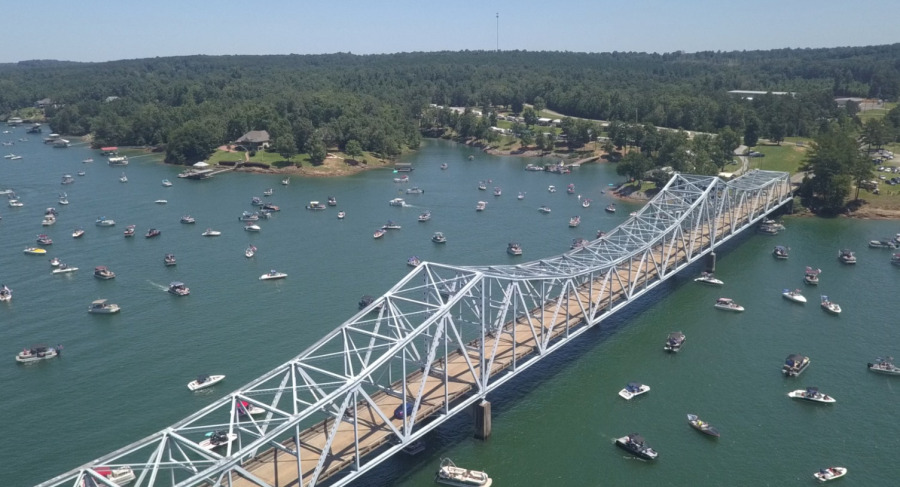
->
496 13 499 52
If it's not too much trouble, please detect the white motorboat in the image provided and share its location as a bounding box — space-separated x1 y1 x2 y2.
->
281 177 290 185
388 198 405 207
164 254 177 266
201 228 221 236
418 211 431 222
9 199 24 207
260 270 288 280
813 467 847 482
93 266 116 280
244 223 261 232
95 217 116 226
782 289 807 303
123 225 136 237
50 257 61 267
155 199 168 204
868 239 897 249
788 387 836 404
73 228 84 238
382 220 402 230
0 285 11 302
477 181 487 190
548 185 556 193
41 214 56 226
605 203 616 213
52 264 79 274
783 353 810 377
198 430 237 451
581 198 591 208
432 232 447 244
245 245 257 258
162 179 173 187
373 228 386 239
820 295 841 314
263 188 273 196
435 458 492 487
475 201 486 211
180 215 196 224
59 193 69 205
568 215 581 227
83 466 135 486
803 266 821 285
236 400 266 418
538 205 551 214
493 186 501 196
87 299 120 314
24 247 47 255
868 356 900 375
15 345 60 363
772 245 789 259
838 248 856 264
188 374 226 391
517 192 525 200
507 242 523 256
696 260 726 279
714 297 744 312
168 282 190 296
664 332 686 352
119 173 128 183
618 382 650 400
337 211 346 219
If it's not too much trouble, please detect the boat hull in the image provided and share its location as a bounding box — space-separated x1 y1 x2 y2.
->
614 437 658 460
188 375 226 391
618 385 650 400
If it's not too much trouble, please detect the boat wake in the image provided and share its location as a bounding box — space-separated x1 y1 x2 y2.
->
148 281 169 292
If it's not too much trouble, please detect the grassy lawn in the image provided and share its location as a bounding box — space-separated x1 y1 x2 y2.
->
858 102 897 123
749 141 809 173
207 149 302 167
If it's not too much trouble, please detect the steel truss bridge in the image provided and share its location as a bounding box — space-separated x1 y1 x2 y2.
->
41 170 792 487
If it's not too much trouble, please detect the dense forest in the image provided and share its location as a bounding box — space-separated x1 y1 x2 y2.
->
1 46 899 166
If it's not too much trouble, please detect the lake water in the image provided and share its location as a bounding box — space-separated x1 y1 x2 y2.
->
2 132 898 486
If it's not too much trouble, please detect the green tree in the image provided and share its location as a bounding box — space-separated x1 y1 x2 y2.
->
307 137 327 165
861 119 889 152
344 139 363 159
522 107 537 127
533 96 546 112
799 127 860 212
616 151 653 183
743 115 760 147
274 134 297 161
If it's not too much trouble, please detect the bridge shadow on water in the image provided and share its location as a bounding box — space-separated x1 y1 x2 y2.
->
350 230 757 486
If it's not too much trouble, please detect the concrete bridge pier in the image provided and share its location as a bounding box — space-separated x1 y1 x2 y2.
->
473 400 492 440
706 252 717 273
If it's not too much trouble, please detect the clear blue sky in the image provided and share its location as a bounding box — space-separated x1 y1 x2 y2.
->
4 0 898 63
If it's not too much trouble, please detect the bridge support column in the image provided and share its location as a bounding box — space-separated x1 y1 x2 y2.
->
706 252 717 273
473 400 492 440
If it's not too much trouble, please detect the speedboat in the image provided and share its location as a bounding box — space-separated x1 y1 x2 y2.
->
72 228 85 239
538 205 551 214
418 211 431 222
198 430 237 451
570 238 588 250
41 214 56 226
88 299 120 314
83 466 135 486
52 263 78 274
202 228 221 236
435 458 492 487
164 253 177 266
803 267 821 285
95 217 115 226
517 192 525 200
388 198 405 207
188 374 226 391
36 234 53 245
93 266 116 280
407 256 421 267
145 228 161 238
373 228 386 239
868 356 900 375
281 177 290 185
119 173 128 183
869 239 897 249
475 201 486 211
440 163 448 170
155 199 167 204
547 185 556 193
168 281 190 296
568 215 581 227
235 400 266 418
382 220 402 230
820 295 841 314
581 198 591 208
507 242 523 256
15 345 60 363
493 186 502 196
394 174 411 184
251 196 263 207
757 223 779 235
0 285 11 302
432 232 447 243
406 187 424 195
714 297 744 312
8 198 24 207
60 174 74 185
686 414 720 437
244 223 261 232
664 332 686 352
694 272 724 285
239 211 260 221
618 382 650 400
838 248 856 264
813 467 847 483
337 211 346 219
788 387 836 404
605 203 616 213
327 196 337 206
477 181 487 190
893 253 900 267
245 245 257 258
306 200 327 210
782 289 807 303
162 179 172 187
49 257 61 267
59 193 69 205
82 158 94 163
259 270 288 280
123 225 136 237
77 171 85 176
614 433 658 460
24 247 47 255
566 183 575 194
772 245 789 259
180 215 196 224
783 353 810 377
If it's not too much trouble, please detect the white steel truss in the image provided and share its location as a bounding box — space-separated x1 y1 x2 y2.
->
39 170 792 487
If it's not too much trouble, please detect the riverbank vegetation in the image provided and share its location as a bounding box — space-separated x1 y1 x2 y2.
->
1 47 900 204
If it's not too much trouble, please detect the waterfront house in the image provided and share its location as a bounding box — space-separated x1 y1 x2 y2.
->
235 130 271 151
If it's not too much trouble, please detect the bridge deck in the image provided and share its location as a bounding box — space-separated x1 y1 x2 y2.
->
230 190 778 486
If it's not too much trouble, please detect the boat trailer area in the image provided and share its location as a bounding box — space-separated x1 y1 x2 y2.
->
39 170 792 487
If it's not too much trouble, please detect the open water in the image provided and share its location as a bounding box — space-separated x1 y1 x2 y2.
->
1 133 898 486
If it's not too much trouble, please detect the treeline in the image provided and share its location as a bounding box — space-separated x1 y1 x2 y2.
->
0 46 898 164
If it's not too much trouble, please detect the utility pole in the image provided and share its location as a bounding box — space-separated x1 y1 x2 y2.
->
496 13 499 52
